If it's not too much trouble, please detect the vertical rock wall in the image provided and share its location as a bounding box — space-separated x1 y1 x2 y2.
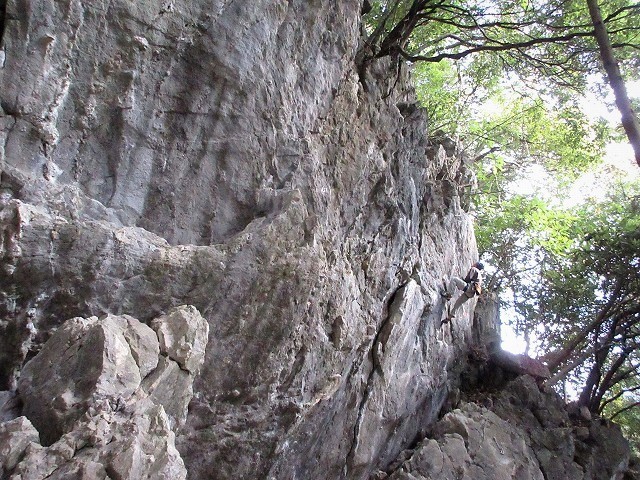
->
0 1 485 479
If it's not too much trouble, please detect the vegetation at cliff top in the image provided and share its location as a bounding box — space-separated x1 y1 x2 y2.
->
363 0 640 165
363 0 640 430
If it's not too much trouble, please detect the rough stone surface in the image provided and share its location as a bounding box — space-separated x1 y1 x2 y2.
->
386 403 545 480
0 391 20 422
151 305 208 374
7 401 186 480
17 315 155 445
380 376 631 480
0 0 634 479
1 309 205 479
141 355 193 428
0 1 483 477
116 314 162 379
0 416 40 475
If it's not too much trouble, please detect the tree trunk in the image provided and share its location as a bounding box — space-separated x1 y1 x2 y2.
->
586 0 640 168
542 279 621 373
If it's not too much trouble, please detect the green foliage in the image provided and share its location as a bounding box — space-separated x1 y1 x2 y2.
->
363 0 638 183
470 96 608 181
364 0 640 88
413 61 462 134
475 192 579 339
412 53 612 192
412 53 504 134
484 181 640 416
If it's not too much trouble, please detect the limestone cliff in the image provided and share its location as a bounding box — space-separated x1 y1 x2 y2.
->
0 1 633 479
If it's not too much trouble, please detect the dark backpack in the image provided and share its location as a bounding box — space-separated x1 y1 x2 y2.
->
464 267 481 296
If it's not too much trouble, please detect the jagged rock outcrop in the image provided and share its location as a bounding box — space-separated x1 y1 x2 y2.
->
379 375 631 480
0 306 207 479
0 0 633 479
18 314 158 445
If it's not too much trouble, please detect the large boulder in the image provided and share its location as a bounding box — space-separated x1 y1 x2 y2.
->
143 305 209 428
18 314 159 445
2 308 206 479
7 401 187 480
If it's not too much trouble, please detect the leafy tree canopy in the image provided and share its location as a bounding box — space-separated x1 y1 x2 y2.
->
364 0 639 85
477 179 640 418
363 0 640 166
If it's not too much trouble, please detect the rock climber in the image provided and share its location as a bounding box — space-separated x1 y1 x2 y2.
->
442 261 484 322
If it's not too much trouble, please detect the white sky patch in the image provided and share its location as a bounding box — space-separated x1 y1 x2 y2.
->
502 322 527 354
580 79 640 122
565 143 639 206
507 163 551 197
605 142 637 173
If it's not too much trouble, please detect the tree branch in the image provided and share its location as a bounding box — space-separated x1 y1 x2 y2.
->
586 0 640 167
609 400 640 420
543 278 623 373
397 30 595 62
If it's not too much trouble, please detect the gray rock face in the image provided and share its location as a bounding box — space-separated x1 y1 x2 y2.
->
381 376 631 480
0 0 632 479
0 0 483 478
0 0 361 246
2 308 206 479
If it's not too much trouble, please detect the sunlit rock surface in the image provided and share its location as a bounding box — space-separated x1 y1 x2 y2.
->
1 307 207 479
